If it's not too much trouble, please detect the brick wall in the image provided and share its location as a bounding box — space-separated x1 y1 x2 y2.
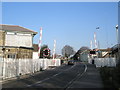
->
4 48 33 59
0 30 5 46
17 48 33 59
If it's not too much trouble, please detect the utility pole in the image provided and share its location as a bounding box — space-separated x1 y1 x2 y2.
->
96 27 100 49
116 25 119 44
94 32 97 49
90 40 93 50
98 41 100 49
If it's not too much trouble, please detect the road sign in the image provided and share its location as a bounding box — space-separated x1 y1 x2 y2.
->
43 48 50 57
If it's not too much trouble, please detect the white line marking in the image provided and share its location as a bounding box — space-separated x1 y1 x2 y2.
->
65 63 87 89
27 64 77 87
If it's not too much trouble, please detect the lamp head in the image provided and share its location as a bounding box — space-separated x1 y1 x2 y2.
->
116 25 118 29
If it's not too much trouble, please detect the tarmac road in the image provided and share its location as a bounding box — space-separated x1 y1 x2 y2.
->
2 61 103 89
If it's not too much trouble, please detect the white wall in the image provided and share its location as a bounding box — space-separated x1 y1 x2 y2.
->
33 52 39 59
0 58 61 80
88 58 116 67
5 33 32 47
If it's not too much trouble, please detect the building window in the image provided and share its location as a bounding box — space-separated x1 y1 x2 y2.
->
6 32 15 35
8 54 16 59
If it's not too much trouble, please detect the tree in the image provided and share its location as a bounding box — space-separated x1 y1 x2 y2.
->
79 46 90 52
62 45 75 58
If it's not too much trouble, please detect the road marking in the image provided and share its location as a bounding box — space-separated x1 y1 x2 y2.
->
53 72 62 77
27 64 77 87
27 78 50 87
64 63 87 89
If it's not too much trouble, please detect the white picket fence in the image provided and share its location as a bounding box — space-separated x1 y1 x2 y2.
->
0 58 61 80
88 58 116 67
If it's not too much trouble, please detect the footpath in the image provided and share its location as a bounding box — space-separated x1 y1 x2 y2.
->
69 63 104 88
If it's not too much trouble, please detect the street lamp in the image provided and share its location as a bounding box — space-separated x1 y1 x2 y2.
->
116 25 118 44
116 25 119 64
96 27 100 58
96 27 100 49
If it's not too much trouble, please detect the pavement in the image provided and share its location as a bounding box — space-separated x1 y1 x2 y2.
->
68 64 104 88
1 62 104 89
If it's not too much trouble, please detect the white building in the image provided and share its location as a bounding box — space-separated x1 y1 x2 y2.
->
0 24 37 59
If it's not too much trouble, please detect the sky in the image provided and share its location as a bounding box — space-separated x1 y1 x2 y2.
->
1 2 118 54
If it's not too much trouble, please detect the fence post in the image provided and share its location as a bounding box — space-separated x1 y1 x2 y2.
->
2 58 6 80
33 59 34 73
17 59 19 76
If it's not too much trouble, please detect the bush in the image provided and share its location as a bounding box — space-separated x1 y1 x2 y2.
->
99 66 120 88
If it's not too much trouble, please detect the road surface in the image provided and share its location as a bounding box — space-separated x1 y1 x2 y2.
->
2 61 103 89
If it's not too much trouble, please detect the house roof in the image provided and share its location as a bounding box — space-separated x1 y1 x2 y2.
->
0 46 33 50
99 48 111 51
111 44 120 54
0 24 37 35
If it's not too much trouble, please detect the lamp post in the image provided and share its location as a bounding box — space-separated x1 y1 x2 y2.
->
96 27 100 49
116 25 118 44
116 25 119 64
95 27 100 58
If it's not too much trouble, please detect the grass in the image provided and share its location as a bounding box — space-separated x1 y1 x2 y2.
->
99 65 120 89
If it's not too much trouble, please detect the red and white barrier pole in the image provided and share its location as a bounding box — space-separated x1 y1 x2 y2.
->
90 40 93 50
94 32 97 49
38 27 42 58
53 40 56 60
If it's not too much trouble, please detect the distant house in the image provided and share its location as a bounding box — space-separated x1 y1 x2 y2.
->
79 50 89 62
98 48 112 58
111 44 120 65
89 48 112 58
0 24 37 59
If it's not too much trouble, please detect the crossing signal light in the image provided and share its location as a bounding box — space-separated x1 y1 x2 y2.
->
43 48 50 57
44 50 49 55
90 51 96 54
